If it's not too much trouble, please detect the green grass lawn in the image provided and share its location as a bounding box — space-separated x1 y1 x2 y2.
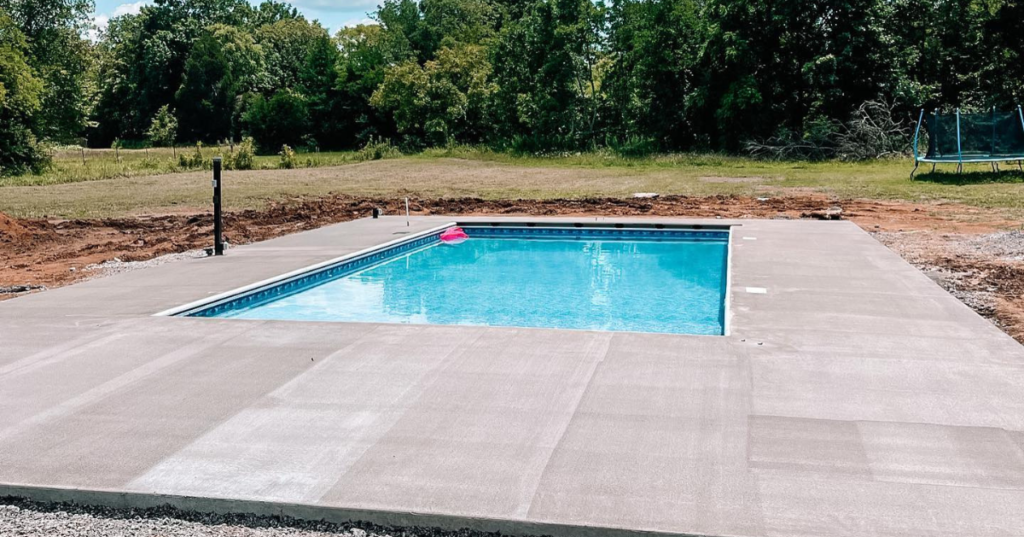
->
1 146 1022 219
1 146 359 188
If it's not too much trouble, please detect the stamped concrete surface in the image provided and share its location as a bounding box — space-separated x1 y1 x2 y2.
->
2 216 1024 537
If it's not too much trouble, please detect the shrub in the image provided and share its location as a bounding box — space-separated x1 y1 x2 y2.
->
607 135 659 158
355 136 402 161
278 144 297 169
226 137 256 170
240 90 309 153
179 142 210 169
146 105 178 147
0 128 49 176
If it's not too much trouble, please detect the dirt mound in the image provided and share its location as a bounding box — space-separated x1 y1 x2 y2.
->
0 212 29 241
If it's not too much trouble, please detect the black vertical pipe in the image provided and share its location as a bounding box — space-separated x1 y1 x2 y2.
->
213 157 224 256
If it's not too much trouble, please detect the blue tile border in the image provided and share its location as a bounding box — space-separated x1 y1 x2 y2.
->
186 231 444 318
184 226 728 318
464 226 729 241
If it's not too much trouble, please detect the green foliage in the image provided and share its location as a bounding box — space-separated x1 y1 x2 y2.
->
371 43 496 146
91 0 257 145
175 24 265 143
226 136 256 169
240 89 309 152
607 135 658 158
256 17 327 91
0 10 48 175
490 0 605 151
601 0 699 149
299 33 342 146
6 0 1019 171
178 142 210 169
690 0 892 150
277 143 296 168
249 0 301 27
335 23 401 147
146 105 178 147
355 136 402 161
0 0 93 143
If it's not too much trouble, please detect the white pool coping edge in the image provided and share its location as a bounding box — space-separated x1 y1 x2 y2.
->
153 222 458 317
724 226 734 336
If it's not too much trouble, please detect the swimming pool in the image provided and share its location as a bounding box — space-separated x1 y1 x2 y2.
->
176 224 731 335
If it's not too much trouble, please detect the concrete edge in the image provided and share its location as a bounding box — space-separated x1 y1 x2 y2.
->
0 484 719 537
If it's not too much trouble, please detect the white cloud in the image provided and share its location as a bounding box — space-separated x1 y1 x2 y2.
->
87 15 109 41
89 1 149 40
341 17 376 28
113 0 148 17
291 0 379 12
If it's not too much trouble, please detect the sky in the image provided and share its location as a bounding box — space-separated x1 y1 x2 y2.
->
90 0 378 38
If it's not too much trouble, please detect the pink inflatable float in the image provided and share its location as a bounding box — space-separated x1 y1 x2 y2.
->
440 226 469 245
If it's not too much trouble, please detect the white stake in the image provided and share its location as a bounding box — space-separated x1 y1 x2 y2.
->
405 198 410 227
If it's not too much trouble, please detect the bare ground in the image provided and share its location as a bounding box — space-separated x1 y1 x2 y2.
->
2 194 1022 344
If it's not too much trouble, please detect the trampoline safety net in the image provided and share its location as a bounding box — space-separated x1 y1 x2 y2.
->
923 110 1024 161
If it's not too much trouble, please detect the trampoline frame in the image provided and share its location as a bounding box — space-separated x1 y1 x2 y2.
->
911 106 1024 178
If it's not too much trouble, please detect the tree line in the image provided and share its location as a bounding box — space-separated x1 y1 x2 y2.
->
2 0 1023 174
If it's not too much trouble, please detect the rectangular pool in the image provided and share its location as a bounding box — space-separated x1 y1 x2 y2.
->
181 224 730 335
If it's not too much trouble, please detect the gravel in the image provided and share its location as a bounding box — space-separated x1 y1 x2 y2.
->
872 229 1024 265
956 230 1024 261
0 498 525 537
0 284 46 295
84 249 210 277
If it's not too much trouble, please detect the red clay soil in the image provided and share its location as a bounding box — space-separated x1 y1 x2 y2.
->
1 194 1021 343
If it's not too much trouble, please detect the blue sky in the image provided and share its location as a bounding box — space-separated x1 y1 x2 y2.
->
91 0 378 37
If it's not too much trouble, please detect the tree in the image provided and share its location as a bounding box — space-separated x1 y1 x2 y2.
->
602 0 700 150
174 24 265 142
255 17 326 93
416 0 498 59
16 0 1023 160
0 10 47 174
490 0 605 150
299 33 342 147
90 0 254 144
0 0 93 143
146 104 178 146
249 0 301 27
691 0 891 149
982 0 1024 107
240 89 308 151
335 23 403 145
371 43 495 146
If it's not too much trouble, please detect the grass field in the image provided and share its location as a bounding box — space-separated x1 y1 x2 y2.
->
2 146 360 188
1 146 1022 218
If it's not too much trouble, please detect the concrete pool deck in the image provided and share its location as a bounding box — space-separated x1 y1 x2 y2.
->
1 216 1023 537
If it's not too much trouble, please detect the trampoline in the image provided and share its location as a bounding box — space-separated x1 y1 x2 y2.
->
911 106 1024 178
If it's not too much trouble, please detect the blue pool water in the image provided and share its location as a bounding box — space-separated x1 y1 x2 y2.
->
199 229 729 335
